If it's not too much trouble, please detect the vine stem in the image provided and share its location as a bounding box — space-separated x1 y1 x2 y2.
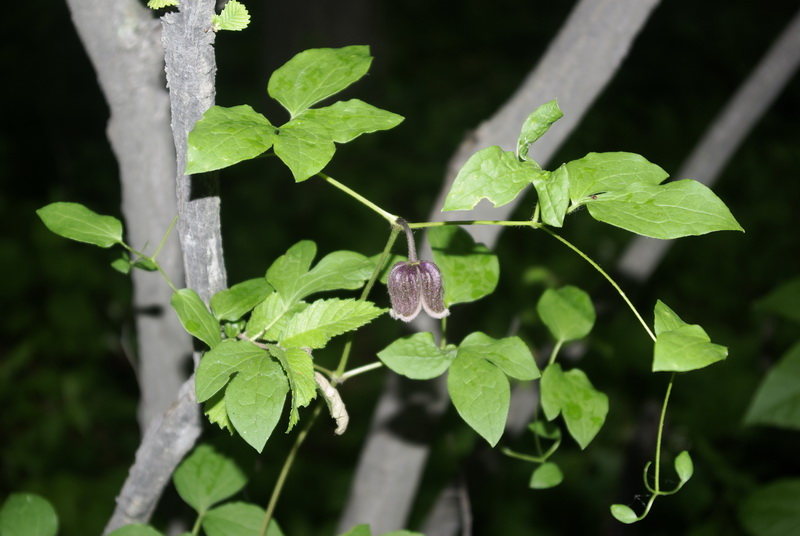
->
260 404 322 536
319 173 398 224
338 361 384 382
539 226 657 342
653 373 676 493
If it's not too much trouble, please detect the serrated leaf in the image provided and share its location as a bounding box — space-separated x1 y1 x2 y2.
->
0 493 58 536
653 325 728 372
226 356 288 452
280 298 385 349
610 504 639 524
273 118 336 182
744 342 800 430
269 346 317 431
303 99 404 143
107 525 164 536
517 99 563 161
210 278 273 321
212 0 249 31
246 293 309 341
537 286 596 342
739 479 800 536
566 152 668 202
268 46 372 118
428 225 499 307
442 146 541 212
377 332 456 380
203 502 284 536
540 364 608 449
447 350 510 446
173 444 247 514
532 167 570 226
203 391 234 434
36 202 123 248
186 105 275 174
586 179 744 239
195 339 267 402
147 0 178 8
458 332 539 380
674 450 693 485
171 289 222 348
529 462 563 489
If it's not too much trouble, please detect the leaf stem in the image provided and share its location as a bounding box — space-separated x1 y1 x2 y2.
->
653 373 676 493
319 173 398 224
548 340 563 367
260 404 322 536
539 226 656 342
338 361 384 382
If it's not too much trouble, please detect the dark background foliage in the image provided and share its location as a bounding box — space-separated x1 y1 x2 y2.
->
1 1 798 535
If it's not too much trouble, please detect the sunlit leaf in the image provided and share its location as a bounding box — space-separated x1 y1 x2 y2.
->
36 202 122 248
171 289 222 348
377 332 456 380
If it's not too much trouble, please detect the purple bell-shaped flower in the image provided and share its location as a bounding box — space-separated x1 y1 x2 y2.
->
387 219 450 322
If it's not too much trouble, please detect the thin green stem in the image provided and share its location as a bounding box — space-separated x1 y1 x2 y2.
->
653 373 676 493
190 513 203 535
338 361 384 382
319 173 398 223
540 226 656 342
548 340 563 367
407 220 537 229
440 316 448 350
334 227 401 377
501 447 547 464
152 213 180 259
260 404 322 536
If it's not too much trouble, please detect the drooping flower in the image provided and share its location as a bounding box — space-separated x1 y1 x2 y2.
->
387 218 450 322
388 260 449 322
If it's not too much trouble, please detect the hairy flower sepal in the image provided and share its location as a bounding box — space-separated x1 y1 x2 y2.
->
388 260 449 322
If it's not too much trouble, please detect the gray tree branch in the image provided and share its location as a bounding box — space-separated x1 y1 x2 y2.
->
617 7 800 281
337 1 661 533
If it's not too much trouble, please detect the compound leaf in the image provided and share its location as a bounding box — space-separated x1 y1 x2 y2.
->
186 105 275 174
211 0 249 31
273 118 336 182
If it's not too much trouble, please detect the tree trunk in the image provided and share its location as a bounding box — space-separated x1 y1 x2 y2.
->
337 1 661 533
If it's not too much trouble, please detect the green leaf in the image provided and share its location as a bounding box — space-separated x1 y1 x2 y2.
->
565 152 668 202
586 179 744 239
245 293 308 341
273 118 336 182
532 167 570 227
338 525 371 536
653 325 728 372
268 46 373 118
428 225 499 307
458 332 539 381
674 450 694 485
529 462 564 489
528 420 561 441
266 240 317 298
132 257 158 271
111 254 132 274
269 346 317 431
203 391 234 434
653 300 687 336
171 288 222 348
537 286 596 342
288 250 374 303
303 99 404 143
739 479 800 536
211 0 250 31
280 298 385 349
0 493 58 536
203 502 284 536
610 504 639 524
377 332 457 380
756 278 800 325
147 0 178 9
447 349 510 447
517 99 563 161
210 278 273 321
107 525 164 536
173 444 247 514
195 339 267 402
744 342 800 430
36 202 123 248
540 364 608 449
186 105 275 174
442 146 541 212
226 356 288 452
382 532 425 536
